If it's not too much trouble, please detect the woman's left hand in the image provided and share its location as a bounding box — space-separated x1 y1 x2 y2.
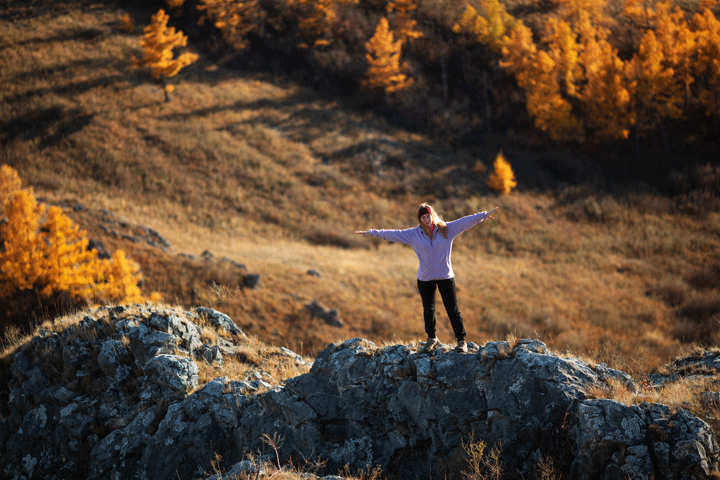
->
487 206 499 220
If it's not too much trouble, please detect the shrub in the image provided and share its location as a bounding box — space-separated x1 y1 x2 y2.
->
487 152 517 194
673 293 720 344
687 262 720 290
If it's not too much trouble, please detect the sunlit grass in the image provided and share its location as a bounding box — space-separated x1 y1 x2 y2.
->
2 0 719 376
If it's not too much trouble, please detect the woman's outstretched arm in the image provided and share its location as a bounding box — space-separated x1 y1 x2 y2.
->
446 206 500 238
354 228 415 244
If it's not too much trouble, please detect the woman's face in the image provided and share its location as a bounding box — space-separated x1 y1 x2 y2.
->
420 213 432 226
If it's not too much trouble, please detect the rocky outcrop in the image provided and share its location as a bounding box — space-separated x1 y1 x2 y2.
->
1 306 719 480
275 339 720 479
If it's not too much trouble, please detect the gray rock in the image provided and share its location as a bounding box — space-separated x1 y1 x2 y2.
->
97 338 129 377
128 322 179 366
307 300 344 327
244 273 261 289
2 305 719 480
143 354 199 392
195 307 246 337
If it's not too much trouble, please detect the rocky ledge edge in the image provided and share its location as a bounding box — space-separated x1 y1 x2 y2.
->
1 304 719 480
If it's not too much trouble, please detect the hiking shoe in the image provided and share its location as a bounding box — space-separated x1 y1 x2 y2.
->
423 337 440 351
455 341 468 353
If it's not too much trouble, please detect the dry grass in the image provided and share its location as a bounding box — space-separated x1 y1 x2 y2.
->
1 0 719 378
584 374 717 415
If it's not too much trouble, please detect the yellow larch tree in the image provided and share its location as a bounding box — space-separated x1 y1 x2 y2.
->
501 21 584 142
626 29 678 130
552 0 610 28
130 9 198 101
0 190 46 295
622 0 693 132
387 0 423 45
543 17 582 98
363 17 414 95
197 0 261 50
487 152 517 194
692 6 720 115
498 3 637 142
452 0 518 52
35 205 102 299
96 250 144 302
574 13 634 139
0 165 153 329
653 1 697 103
624 0 655 30
286 0 358 48
0 164 22 218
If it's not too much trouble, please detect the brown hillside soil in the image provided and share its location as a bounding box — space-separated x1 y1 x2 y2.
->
2 0 720 375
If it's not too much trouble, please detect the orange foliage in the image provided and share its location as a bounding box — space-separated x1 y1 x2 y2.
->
487 152 517 194
0 190 45 296
622 0 695 131
452 1 517 52
286 0 358 48
501 22 585 141
575 14 633 139
118 14 135 33
130 9 198 101
387 0 423 45
0 166 153 316
653 1 696 103
0 165 22 218
692 7 720 115
552 0 608 27
463 0 720 141
197 0 261 50
363 17 414 95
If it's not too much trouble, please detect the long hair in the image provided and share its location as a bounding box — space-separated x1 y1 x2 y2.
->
417 203 448 239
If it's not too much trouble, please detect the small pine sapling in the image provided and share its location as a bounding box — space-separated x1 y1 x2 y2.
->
487 152 517 194
130 9 198 101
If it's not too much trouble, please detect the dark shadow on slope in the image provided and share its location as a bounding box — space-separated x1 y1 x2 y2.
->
6 58 118 84
4 73 128 105
1 106 93 148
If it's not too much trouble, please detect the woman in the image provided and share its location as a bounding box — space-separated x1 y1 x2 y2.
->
355 203 498 352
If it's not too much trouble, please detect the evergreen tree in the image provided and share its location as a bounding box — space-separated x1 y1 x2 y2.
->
286 0 357 48
363 17 414 95
487 152 517 194
130 9 198 101
0 166 154 331
387 0 423 45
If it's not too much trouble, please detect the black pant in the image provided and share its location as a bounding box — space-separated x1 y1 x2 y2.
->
417 278 466 342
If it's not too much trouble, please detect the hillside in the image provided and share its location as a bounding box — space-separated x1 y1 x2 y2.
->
1 0 720 375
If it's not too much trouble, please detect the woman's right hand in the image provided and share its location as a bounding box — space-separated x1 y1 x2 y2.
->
354 230 370 236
